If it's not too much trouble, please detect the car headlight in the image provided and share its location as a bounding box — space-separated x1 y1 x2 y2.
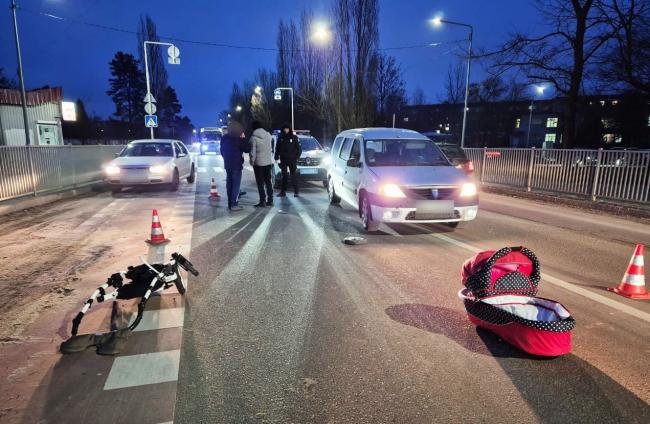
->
201 144 208 151
149 165 167 174
379 183 406 198
320 156 331 167
104 165 120 176
460 182 477 197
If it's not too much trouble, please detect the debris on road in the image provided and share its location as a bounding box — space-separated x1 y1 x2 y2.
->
343 236 367 245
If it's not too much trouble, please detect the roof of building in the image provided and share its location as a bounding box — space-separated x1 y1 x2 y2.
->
0 87 63 106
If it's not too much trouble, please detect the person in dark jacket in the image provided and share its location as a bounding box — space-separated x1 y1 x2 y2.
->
220 121 250 211
274 124 302 197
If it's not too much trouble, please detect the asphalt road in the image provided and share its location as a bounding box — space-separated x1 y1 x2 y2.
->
0 152 649 423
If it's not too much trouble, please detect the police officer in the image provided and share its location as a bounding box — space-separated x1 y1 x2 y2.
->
274 124 302 197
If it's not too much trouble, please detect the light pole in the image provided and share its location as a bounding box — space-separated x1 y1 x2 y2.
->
274 87 294 130
11 0 30 145
432 16 473 148
526 85 545 147
143 40 179 139
310 22 341 132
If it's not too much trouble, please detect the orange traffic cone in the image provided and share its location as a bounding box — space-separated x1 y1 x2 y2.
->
209 177 220 199
145 209 170 245
608 244 650 299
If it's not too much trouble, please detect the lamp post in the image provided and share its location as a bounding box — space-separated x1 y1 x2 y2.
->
432 16 473 148
11 0 30 145
310 22 341 132
274 87 294 130
143 40 180 139
526 85 546 147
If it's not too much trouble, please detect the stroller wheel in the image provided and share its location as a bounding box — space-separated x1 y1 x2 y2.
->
174 271 187 295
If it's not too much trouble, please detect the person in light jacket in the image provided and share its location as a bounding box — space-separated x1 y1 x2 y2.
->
249 121 274 207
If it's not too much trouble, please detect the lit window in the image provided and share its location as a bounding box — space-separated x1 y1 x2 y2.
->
545 133 556 142
647 115 650 127
600 100 606 106
546 117 558 128
515 118 521 129
602 118 615 129
612 100 618 105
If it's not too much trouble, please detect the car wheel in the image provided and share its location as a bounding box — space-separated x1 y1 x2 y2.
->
170 169 180 191
328 177 341 204
322 180 328 189
361 195 379 232
447 221 468 230
187 164 196 183
174 270 187 295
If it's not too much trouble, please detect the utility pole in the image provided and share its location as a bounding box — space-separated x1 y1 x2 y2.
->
460 28 473 148
11 0 31 145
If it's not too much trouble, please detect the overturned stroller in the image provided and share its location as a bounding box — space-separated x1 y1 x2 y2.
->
459 246 575 357
60 253 198 355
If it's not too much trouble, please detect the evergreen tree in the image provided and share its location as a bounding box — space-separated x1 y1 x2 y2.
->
107 52 146 131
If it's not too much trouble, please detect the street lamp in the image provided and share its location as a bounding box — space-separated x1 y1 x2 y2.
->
235 105 243 112
143 40 180 139
273 87 295 130
311 22 332 44
254 86 262 95
526 85 546 147
432 15 473 148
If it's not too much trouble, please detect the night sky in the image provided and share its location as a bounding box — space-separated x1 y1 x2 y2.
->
0 0 539 127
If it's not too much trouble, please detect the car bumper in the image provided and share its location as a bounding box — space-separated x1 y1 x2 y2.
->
274 167 327 181
367 193 479 223
104 173 174 186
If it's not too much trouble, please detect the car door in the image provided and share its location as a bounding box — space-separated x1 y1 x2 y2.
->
333 137 353 202
173 142 190 176
342 138 362 208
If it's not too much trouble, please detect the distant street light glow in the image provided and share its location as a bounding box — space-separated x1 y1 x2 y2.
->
432 16 443 26
254 86 262 95
235 105 242 112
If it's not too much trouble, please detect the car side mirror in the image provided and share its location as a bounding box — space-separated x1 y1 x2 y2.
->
347 157 360 167
178 152 187 158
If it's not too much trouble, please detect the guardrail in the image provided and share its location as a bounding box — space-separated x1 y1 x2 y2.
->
0 145 124 202
464 148 650 205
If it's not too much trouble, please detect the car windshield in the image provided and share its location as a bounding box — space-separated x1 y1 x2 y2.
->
364 139 450 167
120 142 173 157
299 137 322 151
437 143 467 160
201 132 221 142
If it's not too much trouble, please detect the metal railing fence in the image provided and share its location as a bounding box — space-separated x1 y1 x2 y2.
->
0 145 124 202
464 148 650 205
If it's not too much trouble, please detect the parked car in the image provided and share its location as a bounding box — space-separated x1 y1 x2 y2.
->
327 128 478 232
271 133 331 188
103 139 195 193
422 132 474 174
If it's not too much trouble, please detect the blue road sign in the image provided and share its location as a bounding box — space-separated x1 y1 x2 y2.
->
145 115 158 128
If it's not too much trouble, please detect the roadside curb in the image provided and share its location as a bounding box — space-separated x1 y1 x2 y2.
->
480 184 650 223
0 182 106 217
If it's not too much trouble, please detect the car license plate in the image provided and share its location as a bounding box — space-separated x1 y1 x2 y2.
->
415 200 454 218
300 168 318 175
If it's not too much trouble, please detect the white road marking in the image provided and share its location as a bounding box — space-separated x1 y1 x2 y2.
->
197 167 207 173
213 166 224 173
129 308 185 332
431 233 650 323
103 350 181 390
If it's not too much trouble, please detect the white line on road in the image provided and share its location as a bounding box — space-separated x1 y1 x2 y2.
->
129 308 185 332
213 166 224 173
430 233 650 323
103 350 181 390
197 167 207 173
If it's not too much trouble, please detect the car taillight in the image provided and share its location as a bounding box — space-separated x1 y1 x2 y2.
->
467 161 474 172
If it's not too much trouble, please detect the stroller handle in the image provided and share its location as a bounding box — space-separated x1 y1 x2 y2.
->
483 246 541 285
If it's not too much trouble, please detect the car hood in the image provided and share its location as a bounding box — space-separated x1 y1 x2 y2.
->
110 156 173 167
368 165 469 187
301 150 325 159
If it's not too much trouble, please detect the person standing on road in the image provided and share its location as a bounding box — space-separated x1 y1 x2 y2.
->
220 121 250 211
249 121 274 207
274 124 302 197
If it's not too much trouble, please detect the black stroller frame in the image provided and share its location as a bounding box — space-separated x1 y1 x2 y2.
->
70 252 198 336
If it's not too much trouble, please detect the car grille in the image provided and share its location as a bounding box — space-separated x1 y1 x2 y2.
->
407 187 458 200
298 157 321 166
406 210 460 221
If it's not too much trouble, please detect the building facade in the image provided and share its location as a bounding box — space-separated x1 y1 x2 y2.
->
398 94 650 149
0 87 64 146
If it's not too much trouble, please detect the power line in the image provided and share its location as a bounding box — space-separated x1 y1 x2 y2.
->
19 6 464 54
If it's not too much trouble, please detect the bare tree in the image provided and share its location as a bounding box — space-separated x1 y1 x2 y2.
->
443 61 465 104
371 53 407 117
598 0 650 93
504 76 529 101
490 0 613 148
410 88 427 105
137 15 168 100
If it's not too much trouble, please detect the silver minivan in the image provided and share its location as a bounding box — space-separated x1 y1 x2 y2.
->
327 128 478 231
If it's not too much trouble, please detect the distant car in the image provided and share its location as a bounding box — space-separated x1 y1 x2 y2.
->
103 139 195 193
271 133 331 188
327 128 478 232
422 132 474 174
199 127 222 155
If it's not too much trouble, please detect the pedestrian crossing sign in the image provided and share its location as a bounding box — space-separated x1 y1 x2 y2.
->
145 115 158 128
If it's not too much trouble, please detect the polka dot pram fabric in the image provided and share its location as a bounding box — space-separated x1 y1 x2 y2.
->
460 246 575 356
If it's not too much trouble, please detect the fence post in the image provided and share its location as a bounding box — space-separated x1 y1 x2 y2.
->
480 147 487 183
526 147 535 192
590 148 603 202
70 145 76 188
27 145 37 196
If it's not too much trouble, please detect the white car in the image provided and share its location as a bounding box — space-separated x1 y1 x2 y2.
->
327 128 479 232
103 139 195 193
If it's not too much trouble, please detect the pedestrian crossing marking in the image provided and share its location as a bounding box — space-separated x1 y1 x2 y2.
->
103 350 180 390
